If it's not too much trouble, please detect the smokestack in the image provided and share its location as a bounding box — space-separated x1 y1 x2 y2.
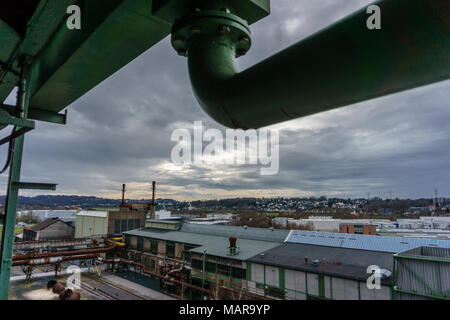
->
150 181 156 220
121 184 126 206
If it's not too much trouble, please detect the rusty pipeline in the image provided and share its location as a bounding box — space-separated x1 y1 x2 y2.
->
13 243 117 261
12 254 99 266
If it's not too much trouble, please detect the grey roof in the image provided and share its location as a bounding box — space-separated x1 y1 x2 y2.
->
189 239 280 261
248 242 393 285
124 227 280 261
30 218 74 231
286 230 450 253
180 223 289 242
146 219 181 225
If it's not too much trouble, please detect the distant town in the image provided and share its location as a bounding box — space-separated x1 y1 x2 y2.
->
4 194 450 219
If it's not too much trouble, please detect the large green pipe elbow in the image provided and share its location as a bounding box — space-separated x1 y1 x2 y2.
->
174 0 450 129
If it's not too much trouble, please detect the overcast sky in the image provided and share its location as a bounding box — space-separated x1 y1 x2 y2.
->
1 0 449 201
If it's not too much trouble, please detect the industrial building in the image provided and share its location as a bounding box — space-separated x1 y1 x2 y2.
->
339 223 377 235
75 184 154 238
122 222 450 300
22 218 74 241
272 217 392 232
75 205 147 238
247 243 392 300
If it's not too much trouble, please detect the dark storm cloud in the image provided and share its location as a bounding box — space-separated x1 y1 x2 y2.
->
2 0 449 200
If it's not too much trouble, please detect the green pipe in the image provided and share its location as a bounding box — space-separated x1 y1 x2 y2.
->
179 0 449 129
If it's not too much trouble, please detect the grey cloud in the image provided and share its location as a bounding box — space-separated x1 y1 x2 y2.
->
1 0 448 200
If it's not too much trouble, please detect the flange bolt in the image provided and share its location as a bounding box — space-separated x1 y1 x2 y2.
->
218 25 231 35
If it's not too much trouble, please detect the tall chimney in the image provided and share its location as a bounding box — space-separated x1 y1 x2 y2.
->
150 181 156 220
121 184 126 206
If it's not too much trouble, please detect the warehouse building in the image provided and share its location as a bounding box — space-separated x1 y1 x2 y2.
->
122 222 450 300
339 223 377 235
22 218 75 241
123 222 288 294
247 243 392 300
75 204 147 238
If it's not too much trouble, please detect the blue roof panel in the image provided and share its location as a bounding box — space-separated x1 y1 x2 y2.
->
286 230 450 253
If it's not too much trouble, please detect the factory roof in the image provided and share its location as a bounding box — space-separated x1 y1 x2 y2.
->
285 230 450 253
76 210 108 218
180 223 289 242
146 219 181 225
248 242 393 285
30 218 73 231
124 227 280 261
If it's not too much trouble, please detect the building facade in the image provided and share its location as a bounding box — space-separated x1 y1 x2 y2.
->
23 218 74 241
339 223 377 235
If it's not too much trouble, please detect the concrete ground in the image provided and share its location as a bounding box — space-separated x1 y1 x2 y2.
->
9 266 175 300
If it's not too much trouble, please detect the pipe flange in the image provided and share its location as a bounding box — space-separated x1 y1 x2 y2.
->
171 10 251 58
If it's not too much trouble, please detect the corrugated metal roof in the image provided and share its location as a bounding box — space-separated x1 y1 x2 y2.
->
180 223 289 242
248 242 393 284
286 230 450 253
124 227 280 260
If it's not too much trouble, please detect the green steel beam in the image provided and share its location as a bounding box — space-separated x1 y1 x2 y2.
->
0 1 75 103
1 104 67 125
391 256 397 300
173 0 450 129
393 287 450 301
11 182 57 190
29 0 171 113
396 253 450 264
0 19 21 103
0 64 31 300
0 111 35 128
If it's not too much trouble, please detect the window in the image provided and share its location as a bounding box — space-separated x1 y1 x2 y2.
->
166 241 175 258
205 262 216 273
151 260 156 270
354 225 363 234
150 239 158 255
217 264 231 276
183 244 197 263
256 284 285 299
231 267 246 279
121 220 127 233
137 237 143 251
114 220 121 234
134 219 140 229
191 259 203 270
128 219 134 231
